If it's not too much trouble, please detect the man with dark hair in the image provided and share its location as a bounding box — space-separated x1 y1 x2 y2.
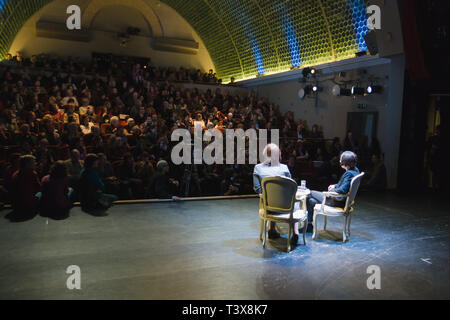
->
305 151 360 231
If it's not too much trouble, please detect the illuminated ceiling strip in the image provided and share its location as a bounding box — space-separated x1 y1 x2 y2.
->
316 0 336 61
250 0 280 72
201 0 245 79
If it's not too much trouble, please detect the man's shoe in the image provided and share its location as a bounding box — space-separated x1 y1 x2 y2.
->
268 229 281 239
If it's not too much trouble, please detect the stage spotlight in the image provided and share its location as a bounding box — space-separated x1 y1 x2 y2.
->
312 85 322 93
302 67 316 78
298 85 314 100
298 88 305 99
332 85 351 97
367 85 384 94
351 86 365 95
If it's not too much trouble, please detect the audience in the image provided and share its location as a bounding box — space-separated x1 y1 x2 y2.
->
0 53 384 218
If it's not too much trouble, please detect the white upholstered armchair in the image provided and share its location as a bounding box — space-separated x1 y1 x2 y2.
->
312 172 365 242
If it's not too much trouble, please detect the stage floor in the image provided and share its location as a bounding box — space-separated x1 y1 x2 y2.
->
0 193 449 300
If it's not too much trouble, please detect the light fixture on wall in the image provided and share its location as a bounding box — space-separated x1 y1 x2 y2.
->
367 85 384 94
298 85 314 100
298 88 306 100
332 85 352 97
312 84 323 93
302 67 317 79
351 86 365 96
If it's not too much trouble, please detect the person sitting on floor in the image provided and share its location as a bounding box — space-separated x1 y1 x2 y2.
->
149 160 181 201
40 161 73 219
79 154 118 214
11 155 41 219
253 143 301 247
306 151 360 232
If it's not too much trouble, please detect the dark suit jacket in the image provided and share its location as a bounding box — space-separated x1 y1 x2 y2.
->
332 167 360 197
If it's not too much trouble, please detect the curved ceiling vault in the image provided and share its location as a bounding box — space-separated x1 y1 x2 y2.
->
0 0 370 83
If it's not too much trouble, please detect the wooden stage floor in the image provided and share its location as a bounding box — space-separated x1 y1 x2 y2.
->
0 193 449 300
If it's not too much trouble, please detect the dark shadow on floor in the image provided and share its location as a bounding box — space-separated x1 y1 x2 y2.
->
39 213 70 221
313 229 375 243
4 210 37 223
81 208 110 217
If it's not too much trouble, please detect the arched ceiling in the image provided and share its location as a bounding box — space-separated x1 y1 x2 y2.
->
0 0 370 83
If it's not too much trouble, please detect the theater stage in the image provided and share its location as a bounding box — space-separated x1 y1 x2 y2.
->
0 193 449 300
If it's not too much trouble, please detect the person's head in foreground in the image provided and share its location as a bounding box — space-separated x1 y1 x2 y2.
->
340 151 357 171
50 161 68 180
262 143 281 166
19 155 36 171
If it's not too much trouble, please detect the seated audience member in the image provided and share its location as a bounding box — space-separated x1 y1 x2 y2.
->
79 154 118 213
64 149 84 198
115 153 143 199
363 154 387 192
84 126 104 152
63 102 80 124
330 137 342 158
150 160 180 200
306 151 360 231
296 123 306 141
97 153 120 196
15 124 37 149
253 143 301 247
293 140 309 161
220 168 240 196
310 124 323 139
287 156 300 184
65 149 84 180
344 130 356 151
11 155 41 218
124 118 136 135
39 117 61 145
80 115 95 135
40 161 73 219
135 152 154 192
79 97 95 117
106 116 121 134
61 89 79 107
62 122 81 147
